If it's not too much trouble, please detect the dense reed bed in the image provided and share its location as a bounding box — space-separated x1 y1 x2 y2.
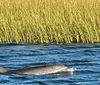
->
0 0 100 44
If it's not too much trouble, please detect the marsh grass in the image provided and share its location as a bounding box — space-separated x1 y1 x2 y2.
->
0 0 100 44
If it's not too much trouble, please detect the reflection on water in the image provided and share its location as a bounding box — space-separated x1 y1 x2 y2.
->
0 44 100 85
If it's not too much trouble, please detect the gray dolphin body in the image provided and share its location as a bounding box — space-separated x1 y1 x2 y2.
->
0 65 76 75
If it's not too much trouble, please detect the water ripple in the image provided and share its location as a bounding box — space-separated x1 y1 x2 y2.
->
0 44 100 85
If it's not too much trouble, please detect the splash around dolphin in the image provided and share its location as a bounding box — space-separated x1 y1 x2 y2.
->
0 65 76 75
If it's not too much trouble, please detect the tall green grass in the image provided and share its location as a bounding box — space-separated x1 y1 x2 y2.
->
0 0 100 44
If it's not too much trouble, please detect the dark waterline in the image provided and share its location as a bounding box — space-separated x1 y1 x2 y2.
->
0 44 100 85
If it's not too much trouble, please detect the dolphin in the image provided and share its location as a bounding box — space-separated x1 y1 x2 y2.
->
0 65 76 75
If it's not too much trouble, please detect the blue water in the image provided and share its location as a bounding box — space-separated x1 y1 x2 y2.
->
0 44 100 85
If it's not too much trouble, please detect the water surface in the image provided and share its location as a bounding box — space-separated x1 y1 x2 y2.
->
0 44 100 85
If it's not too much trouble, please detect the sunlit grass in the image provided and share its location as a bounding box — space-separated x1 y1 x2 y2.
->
0 0 100 44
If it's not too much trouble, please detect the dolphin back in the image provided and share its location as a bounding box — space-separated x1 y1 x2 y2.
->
7 65 75 75
0 67 8 73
